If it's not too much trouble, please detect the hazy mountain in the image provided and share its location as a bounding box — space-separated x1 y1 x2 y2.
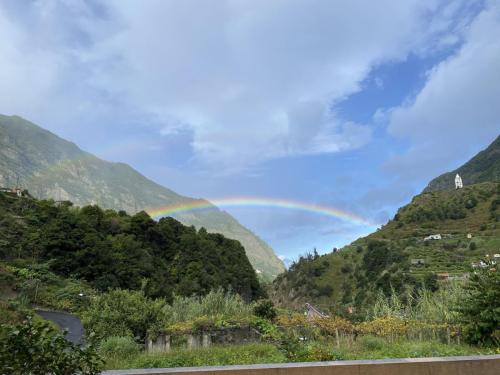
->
424 135 500 193
0 114 284 279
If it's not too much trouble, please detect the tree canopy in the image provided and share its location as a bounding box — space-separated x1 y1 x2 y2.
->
0 192 264 301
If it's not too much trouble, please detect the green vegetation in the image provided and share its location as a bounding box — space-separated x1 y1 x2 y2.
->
425 135 500 192
253 299 278 321
82 288 256 341
457 265 500 346
271 182 500 314
0 192 263 301
82 290 166 341
99 336 141 358
1 126 498 371
162 290 254 332
103 343 286 369
0 317 102 375
0 114 284 279
101 338 492 370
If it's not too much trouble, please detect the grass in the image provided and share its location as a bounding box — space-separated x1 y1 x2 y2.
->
103 338 497 370
340 337 495 360
103 343 286 369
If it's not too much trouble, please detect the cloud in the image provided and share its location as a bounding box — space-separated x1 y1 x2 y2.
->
374 77 384 90
0 0 481 172
385 0 500 182
286 101 372 155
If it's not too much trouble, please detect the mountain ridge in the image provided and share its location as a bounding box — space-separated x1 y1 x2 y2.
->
0 114 284 279
424 135 500 193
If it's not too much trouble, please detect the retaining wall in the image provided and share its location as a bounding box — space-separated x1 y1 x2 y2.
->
103 354 500 375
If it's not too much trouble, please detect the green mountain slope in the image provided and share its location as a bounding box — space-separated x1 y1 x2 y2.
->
271 136 500 313
272 181 500 312
424 135 500 192
0 191 264 302
0 115 284 279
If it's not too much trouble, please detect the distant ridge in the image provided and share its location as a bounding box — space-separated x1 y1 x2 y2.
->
0 114 285 279
424 135 500 193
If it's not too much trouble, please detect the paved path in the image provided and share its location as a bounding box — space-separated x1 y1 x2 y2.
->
35 309 84 344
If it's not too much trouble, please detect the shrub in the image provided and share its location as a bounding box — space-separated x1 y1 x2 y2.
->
468 242 477 251
0 317 102 375
253 299 277 321
456 264 500 346
165 289 253 326
359 335 385 351
82 289 167 341
99 336 140 358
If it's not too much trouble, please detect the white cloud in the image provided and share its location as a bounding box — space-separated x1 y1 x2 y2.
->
386 0 500 181
0 0 485 171
374 77 384 90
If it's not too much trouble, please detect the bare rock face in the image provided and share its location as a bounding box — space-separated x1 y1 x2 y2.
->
0 114 284 279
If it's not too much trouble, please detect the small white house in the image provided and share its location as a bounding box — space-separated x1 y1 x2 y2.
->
493 254 500 258
467 233 472 239
455 174 463 189
424 234 442 241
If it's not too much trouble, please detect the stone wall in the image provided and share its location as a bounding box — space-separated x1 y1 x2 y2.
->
146 327 261 353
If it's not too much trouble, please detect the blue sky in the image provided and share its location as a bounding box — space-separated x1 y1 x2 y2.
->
1 0 499 261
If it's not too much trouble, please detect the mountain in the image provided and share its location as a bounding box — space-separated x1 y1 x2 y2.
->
0 191 264 301
424 135 500 192
271 136 500 313
0 114 284 279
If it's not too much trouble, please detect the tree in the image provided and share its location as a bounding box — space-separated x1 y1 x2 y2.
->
0 317 102 375
423 273 439 292
253 299 277 321
456 264 500 346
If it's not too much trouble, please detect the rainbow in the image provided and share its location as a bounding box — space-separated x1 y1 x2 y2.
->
146 197 377 227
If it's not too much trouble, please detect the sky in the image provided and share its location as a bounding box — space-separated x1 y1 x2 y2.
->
1 0 499 261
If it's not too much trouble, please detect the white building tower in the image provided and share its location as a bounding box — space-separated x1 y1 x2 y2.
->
455 173 463 189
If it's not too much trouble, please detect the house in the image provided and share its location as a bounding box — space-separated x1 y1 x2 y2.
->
305 303 329 320
467 233 472 239
0 187 27 197
424 234 442 241
435 272 450 280
493 254 500 259
455 174 463 189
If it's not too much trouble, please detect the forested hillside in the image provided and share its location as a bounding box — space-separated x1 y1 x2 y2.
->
0 114 284 279
271 181 500 314
0 191 263 301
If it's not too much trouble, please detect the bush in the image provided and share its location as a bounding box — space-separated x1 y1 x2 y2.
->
278 334 345 362
0 317 102 375
359 335 385 351
253 299 277 321
165 289 253 326
82 289 167 341
99 336 140 358
468 242 477 251
456 264 500 346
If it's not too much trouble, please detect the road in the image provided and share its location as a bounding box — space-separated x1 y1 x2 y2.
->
35 309 84 344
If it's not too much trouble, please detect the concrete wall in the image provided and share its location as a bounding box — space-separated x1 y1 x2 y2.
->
147 328 261 353
102 355 500 375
